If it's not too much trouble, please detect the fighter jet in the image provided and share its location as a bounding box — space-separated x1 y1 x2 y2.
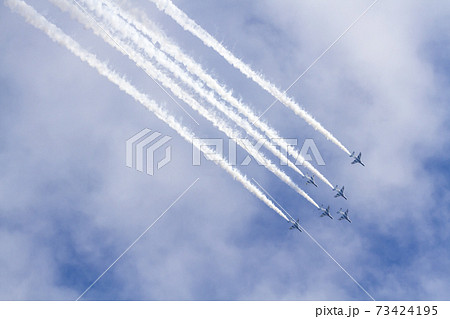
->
350 151 365 167
333 185 348 200
337 208 352 223
318 205 333 219
289 218 302 232
305 174 318 187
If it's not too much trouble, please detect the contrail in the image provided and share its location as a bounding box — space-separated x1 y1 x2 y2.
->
4 0 291 221
50 0 320 208
100 0 334 189
148 0 351 155
80 0 308 182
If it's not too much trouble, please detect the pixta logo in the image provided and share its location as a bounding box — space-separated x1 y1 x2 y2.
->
192 138 325 166
126 128 172 175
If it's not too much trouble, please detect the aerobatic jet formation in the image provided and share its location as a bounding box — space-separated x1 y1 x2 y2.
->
337 209 352 223
333 185 348 200
350 152 365 167
4 0 367 238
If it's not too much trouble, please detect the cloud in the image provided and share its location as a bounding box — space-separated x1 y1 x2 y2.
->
0 0 449 300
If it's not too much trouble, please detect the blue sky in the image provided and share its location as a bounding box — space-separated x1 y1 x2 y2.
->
1 0 450 300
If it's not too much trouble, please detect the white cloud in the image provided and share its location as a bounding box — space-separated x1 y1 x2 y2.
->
0 0 449 300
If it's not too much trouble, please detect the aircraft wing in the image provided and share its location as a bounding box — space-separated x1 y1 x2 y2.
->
341 186 345 192
351 159 358 164
334 194 339 198
357 153 362 160
339 216 345 220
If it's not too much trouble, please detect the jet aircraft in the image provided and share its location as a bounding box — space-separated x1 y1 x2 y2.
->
333 185 348 200
289 218 302 232
305 174 318 187
350 152 365 167
318 205 333 219
337 209 352 223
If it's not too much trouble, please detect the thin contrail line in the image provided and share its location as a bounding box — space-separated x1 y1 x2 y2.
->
252 178 376 301
254 0 380 124
70 0 200 125
76 178 200 301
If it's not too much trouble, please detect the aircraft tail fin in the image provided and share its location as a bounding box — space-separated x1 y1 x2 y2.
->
350 151 355 157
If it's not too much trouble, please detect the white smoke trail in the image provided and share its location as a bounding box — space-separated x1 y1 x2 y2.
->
148 0 351 156
50 0 320 208
4 0 290 221
81 0 307 182
106 0 334 189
